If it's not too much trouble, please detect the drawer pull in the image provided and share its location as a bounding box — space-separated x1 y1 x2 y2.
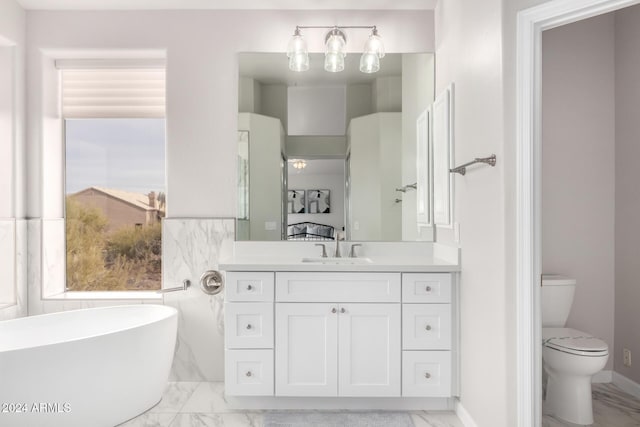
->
331 307 337 314
246 284 253 291
340 307 346 314
424 372 431 379
246 371 252 377
425 325 432 331
426 286 432 292
246 324 252 330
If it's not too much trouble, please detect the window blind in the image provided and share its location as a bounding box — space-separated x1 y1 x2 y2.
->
59 61 166 119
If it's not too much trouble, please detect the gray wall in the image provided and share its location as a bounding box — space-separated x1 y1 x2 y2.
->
615 4 640 384
541 13 616 371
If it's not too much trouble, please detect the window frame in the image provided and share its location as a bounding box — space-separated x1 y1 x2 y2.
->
40 54 167 300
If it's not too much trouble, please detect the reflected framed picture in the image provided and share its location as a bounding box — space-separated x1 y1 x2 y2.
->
307 189 331 214
288 190 305 214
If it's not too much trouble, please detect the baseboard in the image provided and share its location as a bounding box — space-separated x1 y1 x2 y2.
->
455 399 479 427
592 370 612 383
612 371 640 400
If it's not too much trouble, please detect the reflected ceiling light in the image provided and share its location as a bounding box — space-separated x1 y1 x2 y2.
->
290 159 307 170
286 25 384 74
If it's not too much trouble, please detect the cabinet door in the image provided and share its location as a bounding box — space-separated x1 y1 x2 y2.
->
338 304 401 397
275 303 338 396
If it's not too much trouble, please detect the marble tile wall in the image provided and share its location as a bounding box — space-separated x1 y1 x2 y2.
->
162 218 235 382
0 219 27 320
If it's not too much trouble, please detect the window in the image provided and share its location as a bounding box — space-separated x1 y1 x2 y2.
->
59 62 166 292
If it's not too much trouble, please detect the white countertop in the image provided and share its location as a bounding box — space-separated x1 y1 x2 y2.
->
219 241 460 272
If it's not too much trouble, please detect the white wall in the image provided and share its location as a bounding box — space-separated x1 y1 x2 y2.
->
541 13 616 371
26 9 433 219
615 3 640 384
239 113 284 241
0 0 26 320
372 76 402 112
402 53 434 241
434 0 509 426
348 113 402 241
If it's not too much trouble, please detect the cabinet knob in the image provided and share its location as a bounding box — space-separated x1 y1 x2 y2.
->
340 307 346 314
331 307 337 313
246 371 252 377
246 324 252 330
426 286 432 292
247 284 253 291
424 372 431 379
425 325 432 331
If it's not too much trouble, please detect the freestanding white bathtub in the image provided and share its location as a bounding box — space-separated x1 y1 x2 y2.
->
0 304 178 427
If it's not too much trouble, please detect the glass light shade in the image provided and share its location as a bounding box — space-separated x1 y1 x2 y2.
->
359 52 380 73
324 52 345 73
287 33 307 58
289 52 309 72
363 33 385 58
325 33 346 56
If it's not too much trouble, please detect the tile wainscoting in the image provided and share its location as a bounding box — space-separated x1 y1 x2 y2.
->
162 218 235 381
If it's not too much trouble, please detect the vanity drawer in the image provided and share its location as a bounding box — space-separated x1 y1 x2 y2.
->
402 304 451 350
225 303 274 349
226 272 274 302
402 351 451 397
402 273 452 303
276 272 401 302
225 349 274 396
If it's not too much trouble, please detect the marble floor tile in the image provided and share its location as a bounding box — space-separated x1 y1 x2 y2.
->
127 381 464 427
149 382 201 414
169 413 263 427
118 412 177 427
411 411 464 427
181 382 237 414
543 383 640 427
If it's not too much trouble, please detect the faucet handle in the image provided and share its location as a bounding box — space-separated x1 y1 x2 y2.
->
349 244 362 258
315 243 328 258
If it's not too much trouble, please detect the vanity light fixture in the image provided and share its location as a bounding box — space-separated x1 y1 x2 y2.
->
287 25 385 73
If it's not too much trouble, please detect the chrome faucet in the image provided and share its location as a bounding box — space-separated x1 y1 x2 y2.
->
314 243 328 258
334 235 343 258
349 243 362 258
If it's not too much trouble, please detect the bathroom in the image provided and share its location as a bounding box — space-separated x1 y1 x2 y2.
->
1 0 638 427
540 3 640 425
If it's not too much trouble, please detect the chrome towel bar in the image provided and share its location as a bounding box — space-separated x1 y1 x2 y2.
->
158 279 191 293
450 154 497 176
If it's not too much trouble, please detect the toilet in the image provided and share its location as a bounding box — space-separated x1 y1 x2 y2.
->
542 275 609 425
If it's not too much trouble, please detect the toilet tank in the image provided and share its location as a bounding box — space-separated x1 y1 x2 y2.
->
541 274 576 327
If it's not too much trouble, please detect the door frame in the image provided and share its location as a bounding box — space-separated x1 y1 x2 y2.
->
516 1 640 426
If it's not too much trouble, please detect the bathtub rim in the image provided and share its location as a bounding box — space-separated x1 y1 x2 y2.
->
0 304 177 354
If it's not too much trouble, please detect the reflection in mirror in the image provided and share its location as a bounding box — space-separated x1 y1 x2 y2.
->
237 52 434 241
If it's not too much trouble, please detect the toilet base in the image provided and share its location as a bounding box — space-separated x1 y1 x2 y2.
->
544 372 594 425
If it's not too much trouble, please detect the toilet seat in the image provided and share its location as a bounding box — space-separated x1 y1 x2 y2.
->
542 327 609 357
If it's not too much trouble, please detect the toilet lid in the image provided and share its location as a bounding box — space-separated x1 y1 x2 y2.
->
545 336 609 356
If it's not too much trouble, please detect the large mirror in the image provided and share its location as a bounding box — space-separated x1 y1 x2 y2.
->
237 52 434 241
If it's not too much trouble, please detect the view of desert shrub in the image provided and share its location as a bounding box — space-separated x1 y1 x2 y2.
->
65 197 162 291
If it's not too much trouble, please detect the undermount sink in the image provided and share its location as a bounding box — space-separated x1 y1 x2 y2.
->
301 257 373 265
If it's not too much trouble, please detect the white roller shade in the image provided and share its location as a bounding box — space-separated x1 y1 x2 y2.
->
61 67 165 118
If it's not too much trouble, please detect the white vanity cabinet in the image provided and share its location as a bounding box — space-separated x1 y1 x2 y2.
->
224 270 457 401
224 272 275 396
401 273 453 397
274 272 401 397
